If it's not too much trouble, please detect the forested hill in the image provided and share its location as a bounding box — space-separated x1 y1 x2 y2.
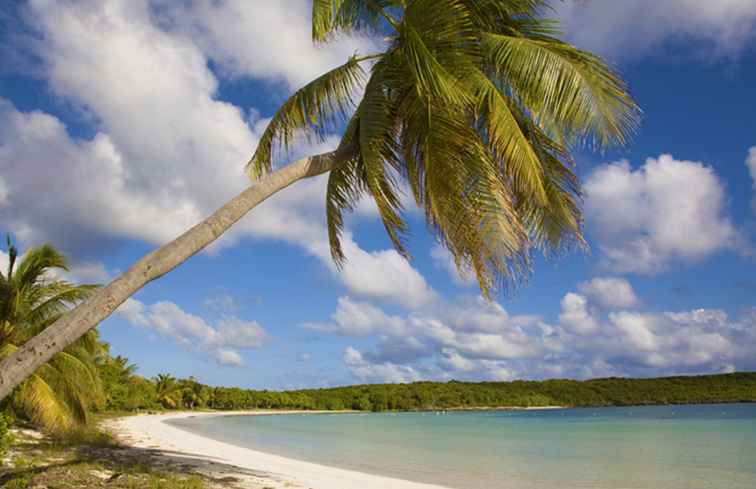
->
102 353 756 411
209 373 756 411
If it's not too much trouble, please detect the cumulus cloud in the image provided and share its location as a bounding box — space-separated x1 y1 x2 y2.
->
304 296 407 337
154 0 379 89
212 348 245 367
116 298 265 366
311 285 756 383
0 0 432 310
558 292 599 335
554 0 756 60
577 277 639 309
328 238 437 309
584 154 739 274
310 295 547 382
343 347 422 384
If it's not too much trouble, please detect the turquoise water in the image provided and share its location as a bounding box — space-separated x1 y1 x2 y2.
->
168 404 756 489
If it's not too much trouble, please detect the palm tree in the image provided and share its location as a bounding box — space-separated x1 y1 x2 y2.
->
0 239 103 432
0 0 639 400
154 374 186 409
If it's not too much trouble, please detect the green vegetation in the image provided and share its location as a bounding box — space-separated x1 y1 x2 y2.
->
102 368 756 412
0 240 104 433
0 428 231 488
0 413 11 456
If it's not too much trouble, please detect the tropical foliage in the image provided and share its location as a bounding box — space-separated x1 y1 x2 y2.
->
97 344 156 411
101 366 756 412
0 412 10 456
249 0 639 296
0 240 104 433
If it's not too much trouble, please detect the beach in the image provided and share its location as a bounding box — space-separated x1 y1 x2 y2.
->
107 411 451 489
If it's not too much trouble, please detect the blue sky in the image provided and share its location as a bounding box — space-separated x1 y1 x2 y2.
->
1 0 756 389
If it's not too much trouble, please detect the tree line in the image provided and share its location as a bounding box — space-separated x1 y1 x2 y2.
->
100 349 756 413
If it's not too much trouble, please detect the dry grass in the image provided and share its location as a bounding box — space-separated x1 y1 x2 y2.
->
0 426 247 489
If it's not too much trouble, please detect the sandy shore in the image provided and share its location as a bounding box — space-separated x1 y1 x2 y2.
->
107 410 451 489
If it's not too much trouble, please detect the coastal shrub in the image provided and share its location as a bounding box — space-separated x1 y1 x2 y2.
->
0 412 11 455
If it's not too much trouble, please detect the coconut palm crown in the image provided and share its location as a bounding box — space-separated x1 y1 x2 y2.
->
0 240 103 432
248 0 639 297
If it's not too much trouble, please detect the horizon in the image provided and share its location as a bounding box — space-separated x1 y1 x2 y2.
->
2 0 756 390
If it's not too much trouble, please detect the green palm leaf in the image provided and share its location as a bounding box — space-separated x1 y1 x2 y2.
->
483 32 640 147
247 56 366 179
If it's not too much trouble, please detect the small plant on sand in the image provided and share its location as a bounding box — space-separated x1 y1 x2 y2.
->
0 412 11 456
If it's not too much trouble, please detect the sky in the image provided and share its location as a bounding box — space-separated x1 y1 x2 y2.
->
1 0 756 390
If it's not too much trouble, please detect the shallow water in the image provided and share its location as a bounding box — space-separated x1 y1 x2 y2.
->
168 403 756 489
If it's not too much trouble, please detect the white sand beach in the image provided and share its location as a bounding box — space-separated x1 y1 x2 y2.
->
108 411 451 489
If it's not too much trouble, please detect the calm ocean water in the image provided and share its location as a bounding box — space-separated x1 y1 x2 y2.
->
168 403 756 489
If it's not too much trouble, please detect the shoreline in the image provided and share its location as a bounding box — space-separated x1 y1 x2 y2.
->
106 410 452 489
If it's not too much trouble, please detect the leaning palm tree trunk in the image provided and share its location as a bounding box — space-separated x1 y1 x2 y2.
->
0 149 345 401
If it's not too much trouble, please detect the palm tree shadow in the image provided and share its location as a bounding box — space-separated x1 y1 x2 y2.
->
0 459 79 485
71 442 281 485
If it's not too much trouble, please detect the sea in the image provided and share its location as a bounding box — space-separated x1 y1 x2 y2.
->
167 403 756 489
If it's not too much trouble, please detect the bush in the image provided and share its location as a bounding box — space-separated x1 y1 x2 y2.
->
0 413 11 455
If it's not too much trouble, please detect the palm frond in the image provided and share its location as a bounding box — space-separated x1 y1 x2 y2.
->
471 70 548 205
14 374 73 433
356 66 408 257
312 0 398 42
24 284 97 331
325 146 366 265
247 56 366 179
399 0 477 104
399 90 529 296
483 33 640 148
12 244 69 289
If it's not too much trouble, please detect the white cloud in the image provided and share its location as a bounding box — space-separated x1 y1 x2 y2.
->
343 346 422 384
430 244 476 286
0 0 432 310
327 237 438 309
554 0 756 60
584 154 739 274
116 298 265 366
304 296 407 337
212 348 244 367
747 146 756 212
558 292 599 335
214 316 266 349
117 298 150 327
609 311 658 352
313 295 547 382
155 0 379 89
578 277 639 309
314 284 756 383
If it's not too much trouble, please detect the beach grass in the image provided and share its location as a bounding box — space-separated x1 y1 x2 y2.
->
0 425 244 489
